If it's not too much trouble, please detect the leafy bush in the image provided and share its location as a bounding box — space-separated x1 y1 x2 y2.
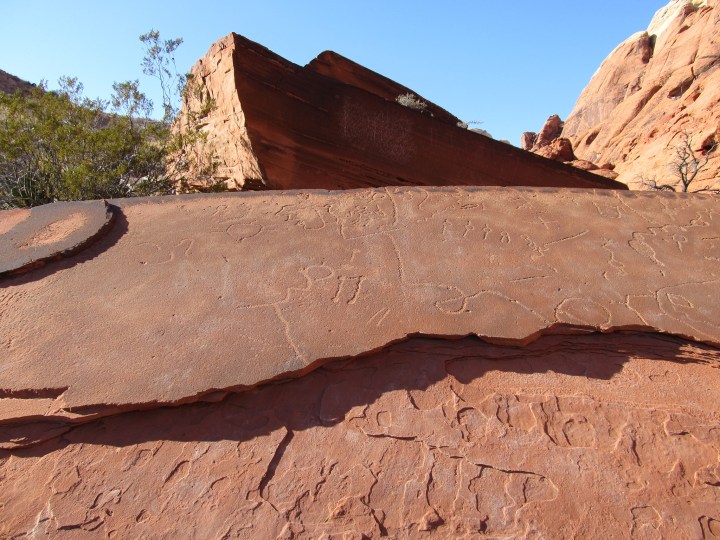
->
0 78 171 208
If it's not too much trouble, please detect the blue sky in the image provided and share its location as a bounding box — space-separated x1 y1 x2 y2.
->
1 1 668 144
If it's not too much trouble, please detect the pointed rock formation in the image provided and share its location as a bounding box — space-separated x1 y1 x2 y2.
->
523 115 618 179
522 114 565 151
178 33 625 192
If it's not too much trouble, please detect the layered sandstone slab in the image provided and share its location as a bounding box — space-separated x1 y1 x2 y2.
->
1 332 719 537
562 0 720 190
0 200 113 276
181 33 625 191
1 187 719 448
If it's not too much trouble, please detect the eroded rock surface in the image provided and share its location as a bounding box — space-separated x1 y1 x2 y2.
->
1 332 719 538
1 187 719 447
180 33 625 191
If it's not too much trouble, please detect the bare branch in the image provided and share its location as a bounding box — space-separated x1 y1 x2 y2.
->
646 130 717 193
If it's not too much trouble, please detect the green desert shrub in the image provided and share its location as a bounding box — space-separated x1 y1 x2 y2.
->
0 30 214 209
0 77 173 208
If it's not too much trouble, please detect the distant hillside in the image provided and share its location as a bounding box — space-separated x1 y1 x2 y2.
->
0 69 35 94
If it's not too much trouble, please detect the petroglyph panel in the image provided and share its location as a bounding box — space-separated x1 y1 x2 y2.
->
1 187 719 429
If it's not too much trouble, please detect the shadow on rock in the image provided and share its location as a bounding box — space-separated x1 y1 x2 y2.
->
4 330 718 458
0 203 128 286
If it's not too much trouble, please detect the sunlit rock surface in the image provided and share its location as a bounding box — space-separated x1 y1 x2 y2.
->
562 0 720 190
1 187 719 537
2 333 720 537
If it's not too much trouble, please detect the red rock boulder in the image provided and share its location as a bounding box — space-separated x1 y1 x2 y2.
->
178 33 626 192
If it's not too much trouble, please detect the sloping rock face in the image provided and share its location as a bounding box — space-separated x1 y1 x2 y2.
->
1 188 719 536
562 0 720 189
181 33 625 191
306 50 462 127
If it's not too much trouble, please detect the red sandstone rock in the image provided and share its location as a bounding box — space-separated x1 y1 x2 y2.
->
1 187 719 448
534 137 576 162
0 208 29 235
567 159 599 171
590 168 621 180
180 33 625 192
520 130 537 150
562 0 720 190
0 200 113 277
523 115 568 160
306 51 461 126
1 332 719 538
2 188 720 536
533 114 564 150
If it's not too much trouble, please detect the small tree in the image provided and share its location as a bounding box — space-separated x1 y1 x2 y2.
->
139 30 186 124
140 29 219 191
0 29 217 208
644 131 718 192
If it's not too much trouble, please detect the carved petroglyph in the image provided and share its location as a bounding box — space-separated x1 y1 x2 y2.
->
368 307 391 328
135 239 194 266
555 297 612 327
332 275 365 305
1 187 719 421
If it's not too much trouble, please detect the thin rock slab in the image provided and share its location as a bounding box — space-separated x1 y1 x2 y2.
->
0 200 113 276
0 187 719 432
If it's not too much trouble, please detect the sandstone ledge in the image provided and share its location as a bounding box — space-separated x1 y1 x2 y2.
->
0 200 113 277
0 187 718 449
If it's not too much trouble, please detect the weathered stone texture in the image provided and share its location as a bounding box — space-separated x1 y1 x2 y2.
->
1 187 719 447
2 187 719 537
1 333 719 538
0 200 113 277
